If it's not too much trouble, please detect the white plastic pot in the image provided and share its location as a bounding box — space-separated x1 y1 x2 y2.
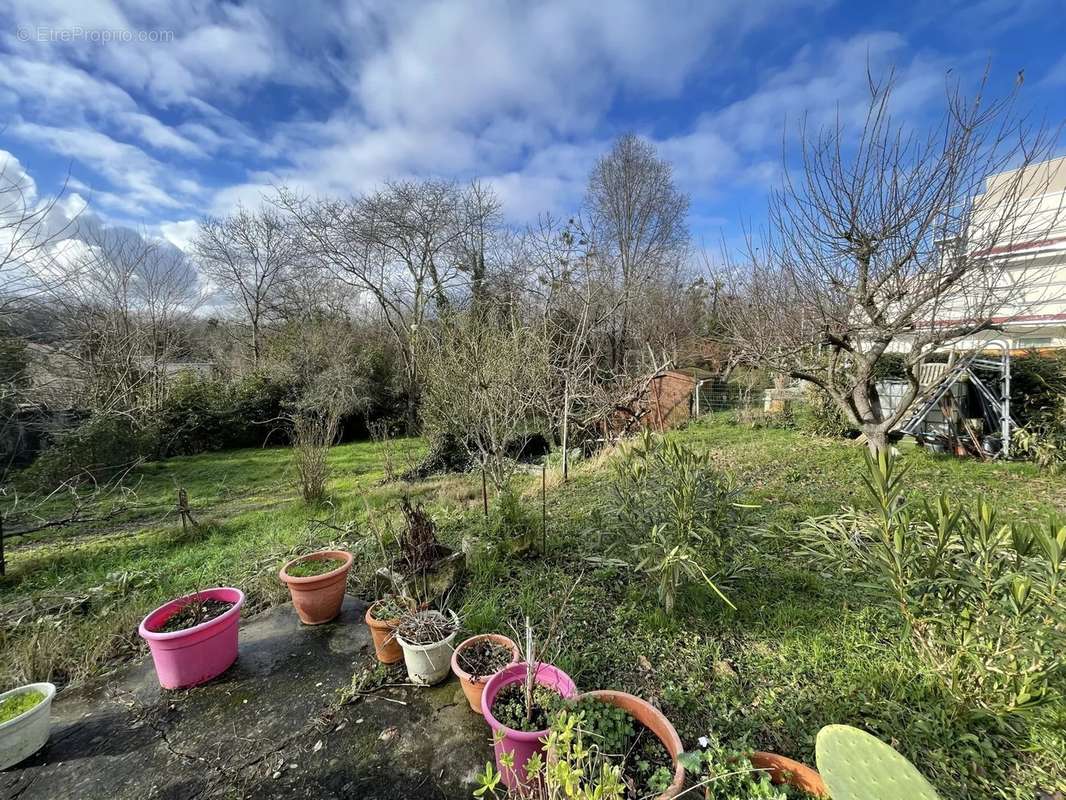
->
0 682 55 770
396 611 459 686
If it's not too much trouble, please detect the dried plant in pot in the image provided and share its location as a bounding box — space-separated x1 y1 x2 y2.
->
372 497 466 604
394 609 460 685
450 633 521 713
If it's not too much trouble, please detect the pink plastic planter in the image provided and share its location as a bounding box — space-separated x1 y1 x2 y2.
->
481 662 577 790
138 587 244 689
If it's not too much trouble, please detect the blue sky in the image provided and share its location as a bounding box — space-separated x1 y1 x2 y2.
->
1 0 1064 255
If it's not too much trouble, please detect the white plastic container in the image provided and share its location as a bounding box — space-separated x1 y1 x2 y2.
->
0 682 55 770
396 611 459 686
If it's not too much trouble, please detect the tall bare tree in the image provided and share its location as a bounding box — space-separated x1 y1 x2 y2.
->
0 156 77 319
194 206 298 369
586 134 690 372
723 71 1064 452
56 227 201 414
276 180 494 430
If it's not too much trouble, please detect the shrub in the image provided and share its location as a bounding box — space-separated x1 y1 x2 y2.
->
794 451 1066 716
462 483 541 555
1013 396 1066 472
19 414 159 488
798 385 852 438
608 429 746 612
291 409 339 502
1006 350 1066 426
156 372 289 456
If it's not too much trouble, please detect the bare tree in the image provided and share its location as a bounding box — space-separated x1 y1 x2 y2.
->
420 311 550 489
524 214 617 480
194 206 298 369
0 156 77 319
276 180 484 430
586 134 690 372
457 179 503 314
723 71 1064 453
55 227 201 414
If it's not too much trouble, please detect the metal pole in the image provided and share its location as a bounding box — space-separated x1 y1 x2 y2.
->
1000 340 1011 457
541 464 547 555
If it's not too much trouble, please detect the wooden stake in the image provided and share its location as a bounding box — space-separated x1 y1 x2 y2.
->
481 469 489 518
177 488 197 530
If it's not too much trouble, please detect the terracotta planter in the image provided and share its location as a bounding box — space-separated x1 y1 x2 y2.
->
450 634 521 713
482 662 578 790
578 690 685 799
279 550 353 625
364 598 414 664
748 752 828 797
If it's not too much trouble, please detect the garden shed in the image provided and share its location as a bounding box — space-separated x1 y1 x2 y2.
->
604 367 714 436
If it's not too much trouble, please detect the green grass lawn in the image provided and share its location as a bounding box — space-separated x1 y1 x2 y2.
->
2 416 1063 799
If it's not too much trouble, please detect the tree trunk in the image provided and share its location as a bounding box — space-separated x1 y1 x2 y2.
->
863 424 889 455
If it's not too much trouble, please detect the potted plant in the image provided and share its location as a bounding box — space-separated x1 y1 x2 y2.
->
680 736 828 798
481 661 578 790
451 633 520 712
372 497 466 604
364 595 415 664
394 609 460 685
138 587 244 689
0 682 56 770
279 549 353 625
571 690 685 798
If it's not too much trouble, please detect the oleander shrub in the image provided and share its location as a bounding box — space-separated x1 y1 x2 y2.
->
793 450 1066 715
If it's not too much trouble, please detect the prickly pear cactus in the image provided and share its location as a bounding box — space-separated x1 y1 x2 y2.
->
815 724 941 800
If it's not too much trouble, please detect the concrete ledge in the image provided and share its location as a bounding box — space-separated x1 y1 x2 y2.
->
0 596 492 799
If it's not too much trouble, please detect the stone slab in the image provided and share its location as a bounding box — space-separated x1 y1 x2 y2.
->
0 596 493 799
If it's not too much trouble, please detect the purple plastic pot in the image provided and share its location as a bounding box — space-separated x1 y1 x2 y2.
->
138 587 244 689
481 662 578 789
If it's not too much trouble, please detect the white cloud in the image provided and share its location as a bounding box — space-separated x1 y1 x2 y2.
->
0 0 986 247
158 218 199 252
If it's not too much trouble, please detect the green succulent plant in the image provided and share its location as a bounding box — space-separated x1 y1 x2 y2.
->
815 725 940 800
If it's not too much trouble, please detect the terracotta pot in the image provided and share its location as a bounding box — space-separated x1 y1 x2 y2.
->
450 634 521 712
578 690 685 799
279 550 353 625
364 597 414 664
748 752 828 797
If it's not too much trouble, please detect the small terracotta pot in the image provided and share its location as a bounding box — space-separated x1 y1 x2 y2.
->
450 634 521 712
364 597 414 664
279 550 353 625
578 690 685 799
747 752 828 797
